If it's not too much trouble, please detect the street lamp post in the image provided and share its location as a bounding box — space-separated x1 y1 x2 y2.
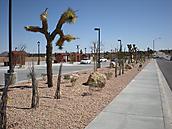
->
153 40 155 52
118 40 122 52
153 37 161 51
94 27 101 68
8 0 13 74
37 41 40 65
76 45 80 53
85 48 86 54
4 0 16 86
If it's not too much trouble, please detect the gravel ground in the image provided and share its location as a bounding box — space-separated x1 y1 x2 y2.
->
4 62 148 129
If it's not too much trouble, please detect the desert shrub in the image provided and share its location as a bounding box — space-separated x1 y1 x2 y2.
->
70 77 77 86
63 74 71 80
70 73 79 86
104 72 113 80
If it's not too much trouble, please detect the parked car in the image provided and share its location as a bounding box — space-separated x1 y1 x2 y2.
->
100 58 108 62
80 59 91 64
170 56 172 61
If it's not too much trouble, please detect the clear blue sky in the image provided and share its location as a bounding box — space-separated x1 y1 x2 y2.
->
0 0 172 53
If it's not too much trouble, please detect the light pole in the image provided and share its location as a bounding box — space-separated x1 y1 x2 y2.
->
153 37 161 51
85 48 86 54
94 27 101 68
76 45 80 53
4 0 16 86
8 0 13 74
118 40 122 52
37 41 40 65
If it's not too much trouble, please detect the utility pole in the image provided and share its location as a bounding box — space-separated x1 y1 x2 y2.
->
94 27 101 68
85 48 86 54
76 45 80 53
8 0 13 74
4 0 16 86
37 41 40 65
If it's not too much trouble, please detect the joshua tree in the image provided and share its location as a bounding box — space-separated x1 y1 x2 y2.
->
0 82 10 129
54 62 63 99
29 62 39 109
115 61 118 77
118 41 123 76
93 42 98 72
25 8 77 88
127 44 132 63
133 44 137 63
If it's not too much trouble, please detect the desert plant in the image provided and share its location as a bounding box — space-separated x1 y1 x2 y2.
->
115 61 118 77
122 59 124 74
0 71 14 129
0 83 9 129
70 77 77 86
104 72 113 80
93 42 97 72
133 44 137 63
29 62 39 109
54 63 63 99
63 74 71 80
25 8 77 88
127 44 132 63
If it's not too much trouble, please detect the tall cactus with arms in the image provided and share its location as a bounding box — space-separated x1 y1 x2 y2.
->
25 8 77 87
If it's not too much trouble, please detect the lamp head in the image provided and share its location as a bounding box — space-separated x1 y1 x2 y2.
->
94 28 100 31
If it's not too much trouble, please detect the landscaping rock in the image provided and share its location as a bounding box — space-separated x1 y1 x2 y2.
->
125 64 133 69
84 72 107 88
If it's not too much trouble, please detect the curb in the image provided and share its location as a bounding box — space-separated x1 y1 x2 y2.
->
155 60 172 129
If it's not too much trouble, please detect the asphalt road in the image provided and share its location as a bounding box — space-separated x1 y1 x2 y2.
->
157 58 172 90
0 62 109 85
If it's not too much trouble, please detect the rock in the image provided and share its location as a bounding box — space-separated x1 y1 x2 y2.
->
84 72 107 88
125 64 133 69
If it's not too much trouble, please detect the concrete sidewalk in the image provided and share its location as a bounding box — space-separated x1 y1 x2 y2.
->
85 60 172 129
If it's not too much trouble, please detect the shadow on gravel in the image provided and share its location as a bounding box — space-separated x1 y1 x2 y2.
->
9 85 32 90
7 106 31 110
40 96 54 99
0 87 12 92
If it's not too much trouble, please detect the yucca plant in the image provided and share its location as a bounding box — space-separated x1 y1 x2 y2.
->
25 8 77 88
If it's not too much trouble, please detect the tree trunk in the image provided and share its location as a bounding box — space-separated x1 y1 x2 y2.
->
93 43 97 72
30 62 39 109
130 52 132 63
46 43 53 88
118 60 121 75
54 62 63 99
115 61 117 77
122 60 124 74
0 84 9 129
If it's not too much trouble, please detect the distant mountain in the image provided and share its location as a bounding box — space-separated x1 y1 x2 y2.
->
0 51 8 57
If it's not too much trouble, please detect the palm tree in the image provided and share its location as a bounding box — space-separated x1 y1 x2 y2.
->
25 8 77 87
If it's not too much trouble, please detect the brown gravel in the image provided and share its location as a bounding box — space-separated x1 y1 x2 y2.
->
5 62 148 129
